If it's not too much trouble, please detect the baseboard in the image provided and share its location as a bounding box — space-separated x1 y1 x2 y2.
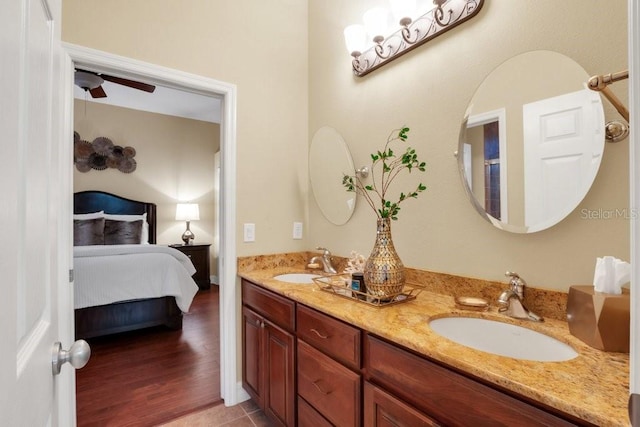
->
224 382 250 406
210 275 219 285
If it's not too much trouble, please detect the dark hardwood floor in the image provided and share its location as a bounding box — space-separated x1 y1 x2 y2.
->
76 287 222 427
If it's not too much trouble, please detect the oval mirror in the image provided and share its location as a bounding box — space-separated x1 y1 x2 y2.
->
458 50 605 233
310 126 356 225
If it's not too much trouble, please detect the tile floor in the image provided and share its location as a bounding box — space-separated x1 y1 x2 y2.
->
160 399 275 427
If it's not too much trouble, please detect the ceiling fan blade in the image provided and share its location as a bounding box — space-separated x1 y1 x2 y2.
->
89 85 107 98
101 74 156 93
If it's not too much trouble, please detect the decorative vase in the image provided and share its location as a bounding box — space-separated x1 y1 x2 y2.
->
364 218 405 300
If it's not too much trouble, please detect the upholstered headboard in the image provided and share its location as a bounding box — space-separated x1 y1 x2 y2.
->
74 191 157 244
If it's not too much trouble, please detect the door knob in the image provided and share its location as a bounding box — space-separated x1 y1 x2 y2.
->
52 340 91 375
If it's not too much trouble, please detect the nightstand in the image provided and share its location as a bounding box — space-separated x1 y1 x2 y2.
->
170 243 211 290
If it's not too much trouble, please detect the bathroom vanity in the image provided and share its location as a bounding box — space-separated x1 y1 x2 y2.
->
240 264 629 427
242 280 296 426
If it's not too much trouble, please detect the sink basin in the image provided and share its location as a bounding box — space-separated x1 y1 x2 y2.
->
428 317 578 362
272 273 321 284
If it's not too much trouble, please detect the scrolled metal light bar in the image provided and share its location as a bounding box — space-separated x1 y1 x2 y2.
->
351 0 484 77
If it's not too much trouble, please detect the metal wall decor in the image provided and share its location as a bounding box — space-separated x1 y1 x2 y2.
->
74 132 137 173
349 0 484 77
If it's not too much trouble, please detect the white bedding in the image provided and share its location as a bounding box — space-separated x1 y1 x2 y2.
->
73 244 199 312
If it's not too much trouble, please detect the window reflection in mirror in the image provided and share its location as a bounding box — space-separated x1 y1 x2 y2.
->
458 50 605 233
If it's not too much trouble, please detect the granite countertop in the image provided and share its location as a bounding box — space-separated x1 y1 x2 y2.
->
239 264 630 427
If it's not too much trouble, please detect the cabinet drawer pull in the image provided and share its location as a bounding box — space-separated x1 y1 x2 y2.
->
310 328 329 339
312 380 332 395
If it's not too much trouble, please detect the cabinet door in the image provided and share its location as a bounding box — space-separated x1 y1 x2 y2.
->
264 320 296 427
242 307 264 408
364 381 440 427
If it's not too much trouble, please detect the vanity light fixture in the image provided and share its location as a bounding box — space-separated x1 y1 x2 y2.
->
344 0 484 77
176 203 200 245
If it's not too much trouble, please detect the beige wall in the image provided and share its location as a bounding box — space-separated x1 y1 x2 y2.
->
64 1 629 292
63 0 310 257
73 100 220 277
308 0 629 291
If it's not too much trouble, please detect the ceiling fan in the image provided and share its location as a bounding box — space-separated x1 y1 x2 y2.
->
74 69 156 98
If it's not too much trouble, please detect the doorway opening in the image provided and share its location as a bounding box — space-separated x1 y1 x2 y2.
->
466 108 508 223
64 43 243 419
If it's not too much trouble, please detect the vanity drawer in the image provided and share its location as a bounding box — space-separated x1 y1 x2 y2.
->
297 340 361 427
296 304 361 370
297 396 333 427
241 279 295 332
364 381 441 427
365 335 580 427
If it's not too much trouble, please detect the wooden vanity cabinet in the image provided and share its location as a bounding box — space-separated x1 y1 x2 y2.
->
296 304 361 370
241 278 594 427
296 304 362 427
241 280 296 427
364 334 592 427
364 381 441 427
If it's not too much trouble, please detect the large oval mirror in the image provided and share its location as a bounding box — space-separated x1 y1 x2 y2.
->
310 126 356 225
458 50 605 233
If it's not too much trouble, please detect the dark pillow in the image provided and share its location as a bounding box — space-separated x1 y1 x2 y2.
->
104 219 143 245
74 218 105 246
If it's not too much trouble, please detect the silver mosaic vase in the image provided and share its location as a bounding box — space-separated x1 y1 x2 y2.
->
364 218 405 299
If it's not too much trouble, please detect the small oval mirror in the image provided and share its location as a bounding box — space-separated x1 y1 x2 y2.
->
310 126 356 225
458 50 605 233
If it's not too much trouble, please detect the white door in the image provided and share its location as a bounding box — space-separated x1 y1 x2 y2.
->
523 88 603 231
1 0 77 425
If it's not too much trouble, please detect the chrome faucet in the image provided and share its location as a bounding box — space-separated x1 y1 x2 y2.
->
308 247 337 274
498 272 543 322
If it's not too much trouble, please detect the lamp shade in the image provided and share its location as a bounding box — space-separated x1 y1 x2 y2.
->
390 0 416 24
344 24 367 54
363 7 389 38
175 203 200 221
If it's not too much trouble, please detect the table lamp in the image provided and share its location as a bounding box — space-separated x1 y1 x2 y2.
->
176 203 200 245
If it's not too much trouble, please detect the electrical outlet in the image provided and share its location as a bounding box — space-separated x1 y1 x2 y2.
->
293 222 303 239
243 223 255 242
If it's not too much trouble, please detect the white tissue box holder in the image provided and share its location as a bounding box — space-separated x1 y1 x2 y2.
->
566 285 630 353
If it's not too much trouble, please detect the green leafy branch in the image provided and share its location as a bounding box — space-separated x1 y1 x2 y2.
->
342 127 426 220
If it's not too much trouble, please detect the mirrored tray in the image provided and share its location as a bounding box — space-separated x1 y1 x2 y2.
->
312 274 424 307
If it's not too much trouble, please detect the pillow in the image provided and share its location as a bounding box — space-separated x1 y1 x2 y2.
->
104 213 149 244
73 210 104 220
104 219 143 245
74 218 105 246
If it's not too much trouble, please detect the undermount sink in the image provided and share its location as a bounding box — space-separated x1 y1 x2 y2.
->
428 316 578 362
272 273 321 284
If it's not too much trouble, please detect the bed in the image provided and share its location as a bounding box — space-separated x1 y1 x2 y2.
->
73 191 199 339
